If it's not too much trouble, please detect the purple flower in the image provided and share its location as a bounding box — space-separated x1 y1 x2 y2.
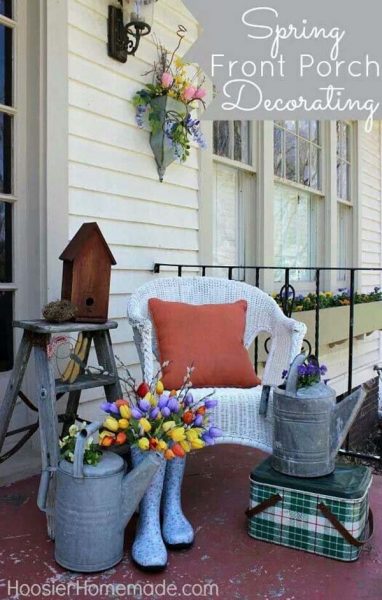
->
138 398 150 413
320 364 328 375
100 402 113 414
131 407 144 419
184 393 194 407
204 398 217 409
109 403 120 416
282 370 288 379
161 406 171 418
202 433 215 446
167 397 179 413
194 414 204 427
150 407 160 419
158 395 169 409
209 427 223 438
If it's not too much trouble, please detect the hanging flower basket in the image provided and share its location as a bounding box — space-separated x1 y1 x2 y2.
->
132 26 207 182
149 96 188 182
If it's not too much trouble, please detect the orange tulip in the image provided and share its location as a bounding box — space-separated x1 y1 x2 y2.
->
100 436 114 447
115 399 129 408
182 411 194 425
172 443 185 458
116 432 127 445
165 449 175 460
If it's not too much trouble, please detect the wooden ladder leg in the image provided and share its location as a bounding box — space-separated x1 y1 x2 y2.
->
0 332 33 456
61 331 93 437
34 335 60 540
93 330 123 402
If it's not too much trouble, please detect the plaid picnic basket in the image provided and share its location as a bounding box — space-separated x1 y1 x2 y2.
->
247 458 373 561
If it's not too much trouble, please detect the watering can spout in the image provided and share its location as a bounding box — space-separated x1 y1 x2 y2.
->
330 386 366 458
121 451 161 527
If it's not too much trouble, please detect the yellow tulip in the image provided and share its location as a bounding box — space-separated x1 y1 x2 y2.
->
118 418 129 430
157 440 168 452
169 427 186 442
119 405 131 419
103 417 119 432
156 380 164 394
163 421 176 432
180 440 191 453
191 438 205 450
139 418 151 433
186 429 199 441
145 392 157 406
138 438 149 451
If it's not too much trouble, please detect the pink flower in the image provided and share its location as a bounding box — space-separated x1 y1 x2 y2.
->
194 88 206 99
183 86 196 101
161 72 174 88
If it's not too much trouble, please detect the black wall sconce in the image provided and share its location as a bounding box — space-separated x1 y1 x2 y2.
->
108 0 156 62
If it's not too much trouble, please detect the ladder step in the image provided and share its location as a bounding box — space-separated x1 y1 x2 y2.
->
55 374 118 394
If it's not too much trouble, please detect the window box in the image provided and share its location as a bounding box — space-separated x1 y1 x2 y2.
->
256 301 382 363
293 301 382 349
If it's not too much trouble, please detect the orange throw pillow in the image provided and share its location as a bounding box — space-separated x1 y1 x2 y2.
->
148 298 261 389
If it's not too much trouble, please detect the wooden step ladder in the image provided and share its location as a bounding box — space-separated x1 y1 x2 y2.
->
0 320 123 538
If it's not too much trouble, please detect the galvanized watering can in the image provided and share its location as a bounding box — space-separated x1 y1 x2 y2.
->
272 354 365 478
38 422 161 572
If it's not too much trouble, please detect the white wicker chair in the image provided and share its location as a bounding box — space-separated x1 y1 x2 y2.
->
127 277 306 453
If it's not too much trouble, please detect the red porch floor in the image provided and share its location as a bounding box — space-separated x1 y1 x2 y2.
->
0 446 381 600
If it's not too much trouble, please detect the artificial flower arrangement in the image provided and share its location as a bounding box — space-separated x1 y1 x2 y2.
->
274 286 382 313
132 26 207 176
59 422 102 466
99 362 222 460
282 356 328 389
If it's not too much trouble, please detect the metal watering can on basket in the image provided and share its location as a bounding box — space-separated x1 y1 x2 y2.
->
38 422 161 572
272 354 366 478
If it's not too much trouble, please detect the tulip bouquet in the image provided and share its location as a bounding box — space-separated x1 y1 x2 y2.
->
99 363 222 460
132 26 207 163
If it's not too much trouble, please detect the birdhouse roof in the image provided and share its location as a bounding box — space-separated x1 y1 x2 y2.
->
59 222 117 265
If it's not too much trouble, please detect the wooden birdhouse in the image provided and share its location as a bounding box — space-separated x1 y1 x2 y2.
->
59 222 116 323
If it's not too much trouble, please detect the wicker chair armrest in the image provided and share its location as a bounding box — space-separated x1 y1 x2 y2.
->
262 314 307 387
129 317 154 383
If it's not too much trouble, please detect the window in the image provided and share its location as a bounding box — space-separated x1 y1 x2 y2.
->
213 121 254 277
337 121 351 201
0 0 14 372
274 120 321 190
274 185 319 282
213 121 251 165
336 121 354 280
214 164 243 266
273 121 323 282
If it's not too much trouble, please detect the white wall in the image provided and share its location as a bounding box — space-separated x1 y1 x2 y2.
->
66 0 200 412
317 122 382 394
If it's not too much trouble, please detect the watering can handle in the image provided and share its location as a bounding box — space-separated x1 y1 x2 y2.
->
73 422 102 479
285 353 306 394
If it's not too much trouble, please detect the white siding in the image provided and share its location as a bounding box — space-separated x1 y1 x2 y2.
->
321 122 382 394
67 0 200 399
359 122 382 381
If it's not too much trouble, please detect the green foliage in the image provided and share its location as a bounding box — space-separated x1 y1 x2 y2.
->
274 287 382 313
59 423 102 466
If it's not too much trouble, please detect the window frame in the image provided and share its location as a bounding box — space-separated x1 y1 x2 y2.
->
272 120 326 290
213 120 254 169
0 0 16 374
336 120 357 285
274 120 323 192
211 120 257 281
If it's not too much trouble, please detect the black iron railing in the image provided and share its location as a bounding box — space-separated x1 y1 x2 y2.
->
154 263 382 462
